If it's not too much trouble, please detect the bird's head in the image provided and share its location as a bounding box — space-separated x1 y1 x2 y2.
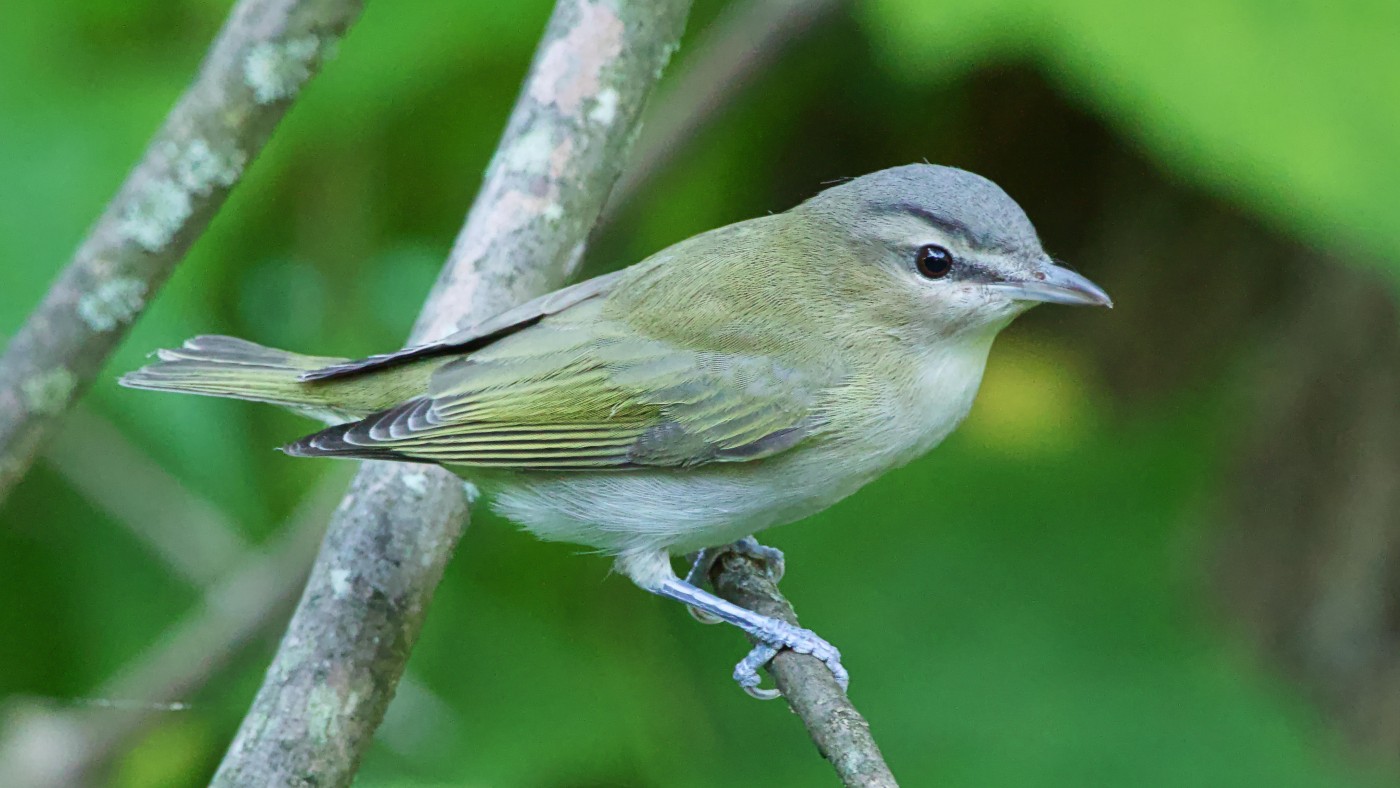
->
800 164 1110 344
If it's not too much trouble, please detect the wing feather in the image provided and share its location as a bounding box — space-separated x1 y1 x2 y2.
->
298 270 627 381
285 317 833 470
283 213 859 468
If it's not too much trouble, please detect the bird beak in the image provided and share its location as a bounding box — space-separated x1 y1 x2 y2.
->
990 263 1113 308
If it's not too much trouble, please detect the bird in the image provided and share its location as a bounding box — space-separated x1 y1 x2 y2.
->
121 163 1111 698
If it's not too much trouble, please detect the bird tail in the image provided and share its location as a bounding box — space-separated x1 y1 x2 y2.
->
119 335 358 423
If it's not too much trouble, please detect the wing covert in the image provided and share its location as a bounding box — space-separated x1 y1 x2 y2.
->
286 314 832 470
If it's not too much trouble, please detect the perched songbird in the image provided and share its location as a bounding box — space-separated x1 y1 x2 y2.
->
122 164 1110 697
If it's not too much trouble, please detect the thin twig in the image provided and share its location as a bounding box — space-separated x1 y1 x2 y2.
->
43 407 249 585
712 552 898 788
211 2 693 784
0 424 456 785
0 474 341 788
606 0 843 217
0 0 366 504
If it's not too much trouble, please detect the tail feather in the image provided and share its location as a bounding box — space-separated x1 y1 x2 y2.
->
120 336 355 422
151 335 341 369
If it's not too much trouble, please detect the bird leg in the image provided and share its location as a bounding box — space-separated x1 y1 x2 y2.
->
620 546 846 700
682 547 725 624
683 536 785 624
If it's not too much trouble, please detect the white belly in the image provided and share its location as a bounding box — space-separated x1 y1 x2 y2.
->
489 339 991 555
492 449 878 555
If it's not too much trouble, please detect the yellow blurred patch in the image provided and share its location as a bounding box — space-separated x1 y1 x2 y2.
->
962 336 1097 456
115 716 214 788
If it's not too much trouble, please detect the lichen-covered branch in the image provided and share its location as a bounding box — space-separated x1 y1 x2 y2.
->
711 552 899 788
211 2 692 785
0 0 365 504
4 4 847 782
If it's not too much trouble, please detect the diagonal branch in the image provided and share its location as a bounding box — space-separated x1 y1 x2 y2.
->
711 552 898 787
0 0 366 505
2 4 848 782
0 417 457 785
211 1 693 784
0 473 343 788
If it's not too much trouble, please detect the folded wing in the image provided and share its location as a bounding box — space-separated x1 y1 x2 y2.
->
285 300 830 471
298 269 628 382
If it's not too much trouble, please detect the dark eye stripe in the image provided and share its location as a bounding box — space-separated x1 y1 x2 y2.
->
958 263 1005 284
913 249 1006 285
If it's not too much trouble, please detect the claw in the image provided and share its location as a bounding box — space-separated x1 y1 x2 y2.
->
730 536 785 582
683 549 724 624
687 604 724 625
633 546 848 701
734 642 784 700
732 618 848 698
733 643 781 699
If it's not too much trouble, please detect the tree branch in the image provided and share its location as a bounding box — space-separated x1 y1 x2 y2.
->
711 552 898 788
211 1 693 784
0 0 366 505
0 422 455 784
4 4 850 782
609 4 896 781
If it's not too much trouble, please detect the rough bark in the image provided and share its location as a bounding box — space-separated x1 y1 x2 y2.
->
0 0 365 504
211 2 693 784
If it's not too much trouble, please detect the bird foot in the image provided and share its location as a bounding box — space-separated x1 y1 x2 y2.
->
730 535 785 582
635 548 850 701
733 616 847 700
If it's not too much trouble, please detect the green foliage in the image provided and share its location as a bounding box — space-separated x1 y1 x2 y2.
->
863 0 1400 265
0 0 1393 785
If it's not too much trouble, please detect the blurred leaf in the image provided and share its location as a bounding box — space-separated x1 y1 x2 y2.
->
861 0 1400 267
963 335 1098 455
115 715 215 788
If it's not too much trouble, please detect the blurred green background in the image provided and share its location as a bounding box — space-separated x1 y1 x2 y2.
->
2 0 1399 785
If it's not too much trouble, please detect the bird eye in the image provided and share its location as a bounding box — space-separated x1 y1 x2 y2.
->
915 244 955 279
